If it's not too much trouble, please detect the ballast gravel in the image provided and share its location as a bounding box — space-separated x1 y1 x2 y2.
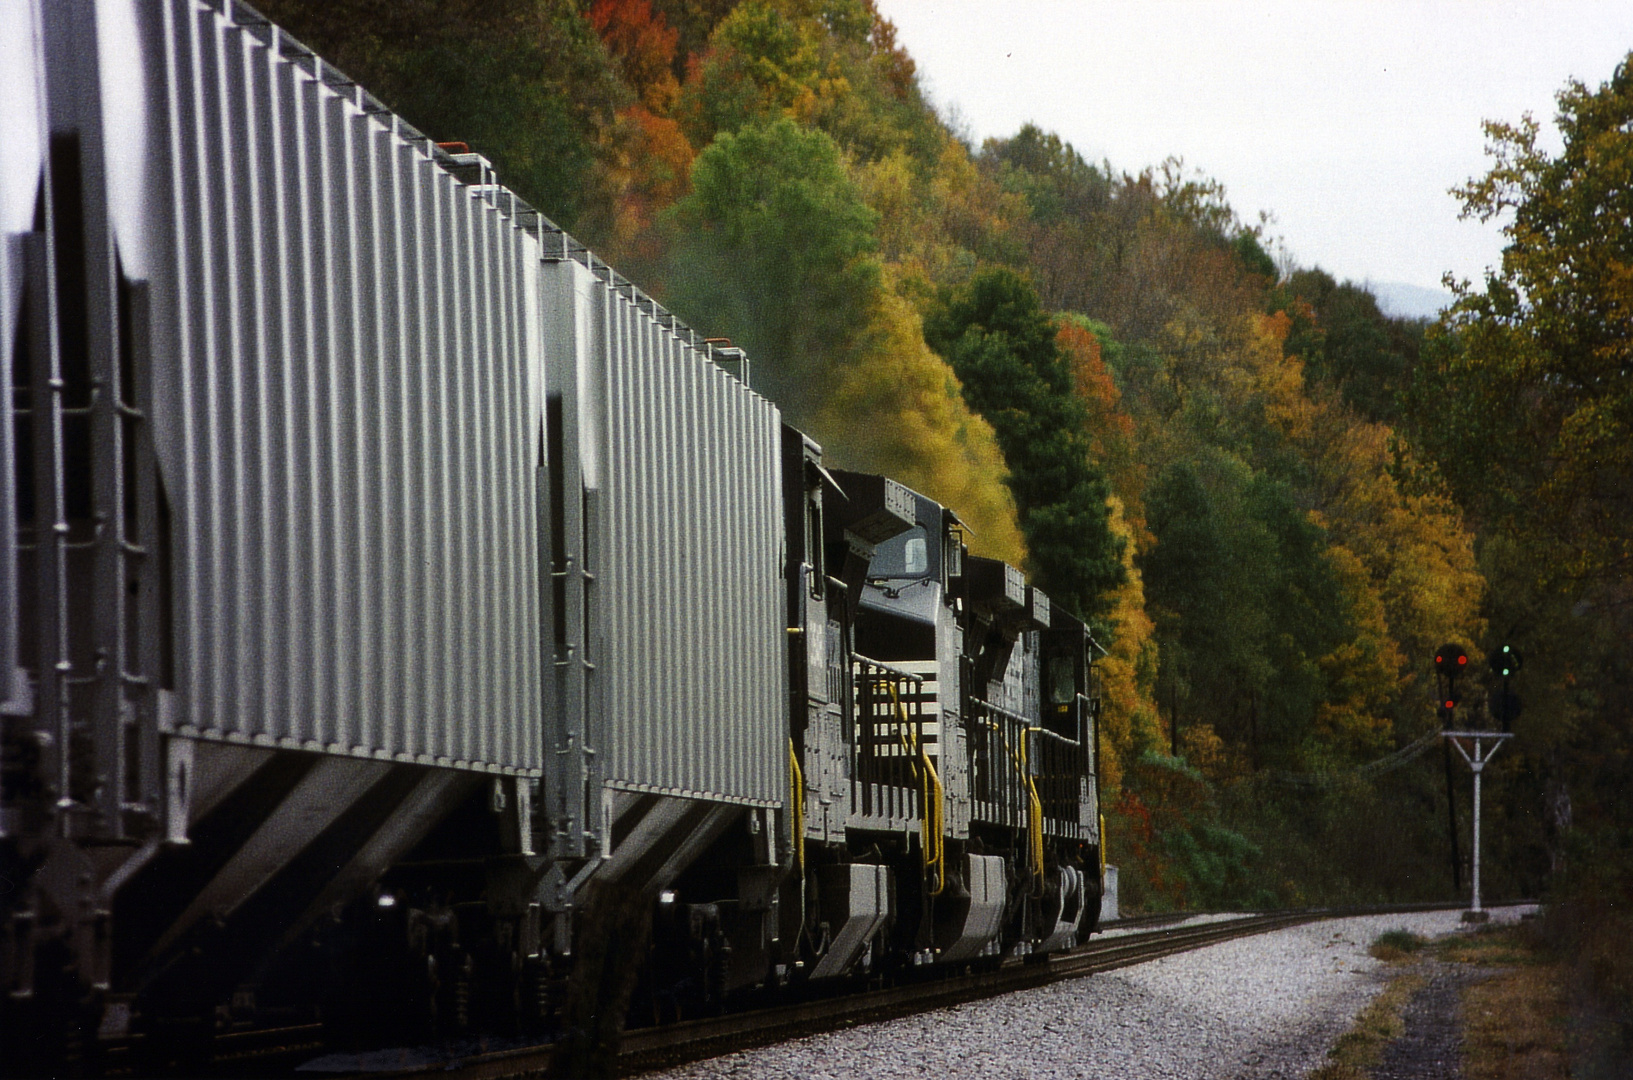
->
643 904 1536 1080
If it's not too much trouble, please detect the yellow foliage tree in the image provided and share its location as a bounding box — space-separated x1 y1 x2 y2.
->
1090 496 1165 797
1306 421 1485 713
853 138 1027 294
808 288 1026 565
1311 541 1403 757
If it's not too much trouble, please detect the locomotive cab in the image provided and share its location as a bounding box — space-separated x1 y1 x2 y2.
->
1042 616 1098 745
851 509 956 663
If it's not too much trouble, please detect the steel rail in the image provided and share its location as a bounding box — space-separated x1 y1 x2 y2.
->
157 901 1531 1077
612 912 1319 1077
361 905 1485 1079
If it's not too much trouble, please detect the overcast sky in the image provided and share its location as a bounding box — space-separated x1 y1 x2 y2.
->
874 1 1633 295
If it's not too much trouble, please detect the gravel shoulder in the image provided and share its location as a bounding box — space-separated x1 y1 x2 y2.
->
639 905 1537 1080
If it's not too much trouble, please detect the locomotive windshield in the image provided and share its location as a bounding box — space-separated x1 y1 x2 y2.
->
870 525 931 579
1047 655 1077 705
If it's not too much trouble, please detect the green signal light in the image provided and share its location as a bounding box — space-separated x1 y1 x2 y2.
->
1488 645 1522 678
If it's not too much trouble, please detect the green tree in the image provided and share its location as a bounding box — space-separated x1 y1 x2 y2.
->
662 117 881 411
1403 54 1633 1045
1409 55 1633 585
676 0 942 167
1272 269 1421 425
923 268 1126 621
662 117 1029 565
677 1 827 144
1141 456 1356 769
1232 232 1277 280
981 124 1112 227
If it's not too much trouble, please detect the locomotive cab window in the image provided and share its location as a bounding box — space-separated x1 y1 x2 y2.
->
806 489 825 599
904 536 926 574
1045 652 1081 739
1047 654 1077 705
870 525 931 579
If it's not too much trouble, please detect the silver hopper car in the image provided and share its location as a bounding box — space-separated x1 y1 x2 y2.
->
0 0 1104 1071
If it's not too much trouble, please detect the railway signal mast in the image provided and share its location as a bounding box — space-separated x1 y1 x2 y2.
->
1434 645 1467 890
1435 643 1516 923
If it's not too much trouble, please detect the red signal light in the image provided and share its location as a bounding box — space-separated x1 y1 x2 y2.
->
1445 700 1455 709
1434 644 1468 677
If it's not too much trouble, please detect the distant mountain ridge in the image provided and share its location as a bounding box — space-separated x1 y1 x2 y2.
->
1364 280 1452 321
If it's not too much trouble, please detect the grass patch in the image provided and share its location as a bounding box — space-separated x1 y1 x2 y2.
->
1369 928 1427 963
1307 970 1426 1080
1437 923 1544 968
1317 922 1568 1080
1457 925 1569 1080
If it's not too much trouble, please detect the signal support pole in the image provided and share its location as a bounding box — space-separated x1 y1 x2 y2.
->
1443 730 1513 922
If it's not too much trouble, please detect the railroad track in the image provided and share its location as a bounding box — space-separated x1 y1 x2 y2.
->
321 909 1340 1078
178 901 1522 1078
614 910 1319 1077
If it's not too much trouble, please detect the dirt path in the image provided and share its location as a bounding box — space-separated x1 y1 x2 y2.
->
1369 960 1490 1079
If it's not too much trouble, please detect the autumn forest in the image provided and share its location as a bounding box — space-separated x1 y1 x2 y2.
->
259 0 1633 1048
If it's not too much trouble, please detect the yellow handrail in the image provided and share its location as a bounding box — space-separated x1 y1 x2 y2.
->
978 711 1047 896
888 681 945 896
1099 812 1107 880
922 752 946 897
1023 727 1046 894
788 739 805 876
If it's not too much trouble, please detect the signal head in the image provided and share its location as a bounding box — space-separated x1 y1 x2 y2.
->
1434 643 1468 677
1488 645 1522 678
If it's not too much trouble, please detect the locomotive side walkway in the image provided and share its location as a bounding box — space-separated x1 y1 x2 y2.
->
641 905 1537 1080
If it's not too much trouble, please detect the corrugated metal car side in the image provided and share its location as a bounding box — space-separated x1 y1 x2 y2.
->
545 257 786 806
0 0 44 713
150 0 543 773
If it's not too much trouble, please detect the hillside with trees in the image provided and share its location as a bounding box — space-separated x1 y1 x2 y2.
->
257 0 1631 1058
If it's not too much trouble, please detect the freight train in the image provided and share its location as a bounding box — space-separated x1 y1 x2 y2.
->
0 0 1103 1070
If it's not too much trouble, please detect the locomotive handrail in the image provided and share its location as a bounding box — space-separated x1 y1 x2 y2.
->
966 698 1025 825
887 683 945 896
969 696 1029 727
1027 724 1090 842
851 654 927 682
788 739 805 875
1026 724 1085 755
851 656 945 892
1020 730 1046 894
968 698 1049 892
